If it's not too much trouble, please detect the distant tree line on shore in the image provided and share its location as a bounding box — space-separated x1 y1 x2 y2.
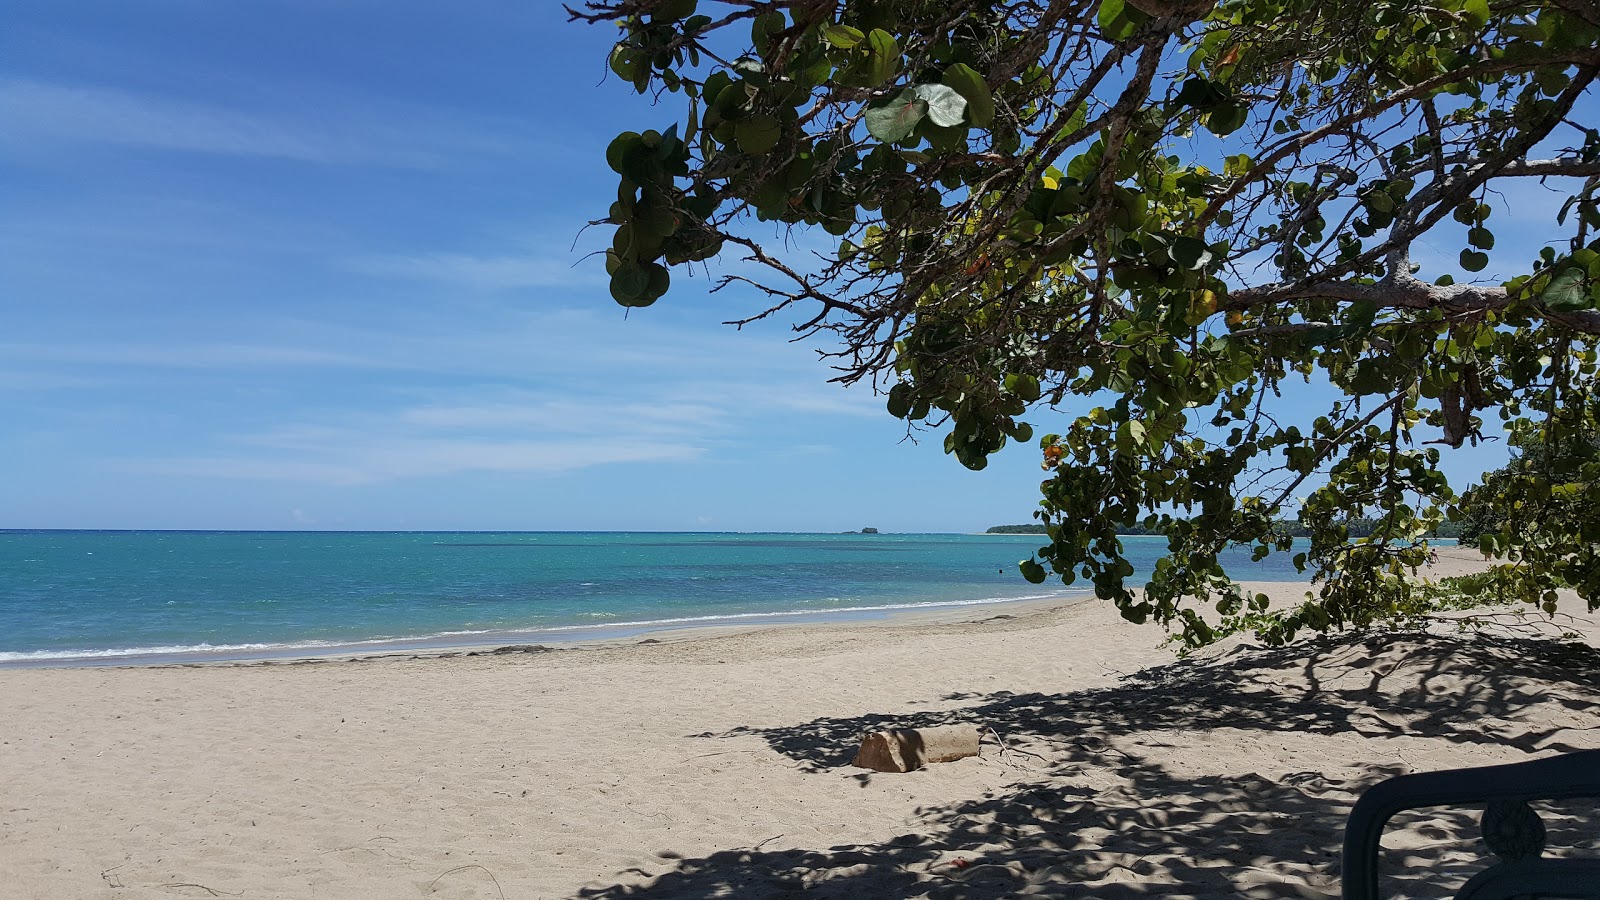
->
987 520 1464 538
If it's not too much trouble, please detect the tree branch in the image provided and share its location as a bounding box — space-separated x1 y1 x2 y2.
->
1225 277 1600 335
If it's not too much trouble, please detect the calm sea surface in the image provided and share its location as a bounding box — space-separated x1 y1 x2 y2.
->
0 531 1311 664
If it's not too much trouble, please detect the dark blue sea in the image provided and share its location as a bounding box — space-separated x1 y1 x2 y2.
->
0 530 1312 664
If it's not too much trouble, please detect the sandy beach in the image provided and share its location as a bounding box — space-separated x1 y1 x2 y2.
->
4 547 1598 899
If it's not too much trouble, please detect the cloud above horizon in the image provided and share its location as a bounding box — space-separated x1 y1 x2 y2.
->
0 78 549 168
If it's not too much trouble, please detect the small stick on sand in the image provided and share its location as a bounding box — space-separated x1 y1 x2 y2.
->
427 864 506 900
159 884 241 897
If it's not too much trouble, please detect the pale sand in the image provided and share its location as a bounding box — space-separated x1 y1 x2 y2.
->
3 547 1598 899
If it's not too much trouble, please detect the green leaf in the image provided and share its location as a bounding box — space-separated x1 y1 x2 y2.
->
1467 227 1495 250
886 383 912 418
734 115 782 154
863 29 900 86
609 46 637 81
1174 77 1227 111
1097 0 1124 29
911 83 967 128
751 11 784 56
1019 559 1048 584
1116 420 1146 454
635 199 677 237
1096 0 1142 40
638 262 670 305
605 132 645 175
941 63 993 126
1004 373 1042 402
1460 249 1489 272
822 24 864 49
1205 102 1248 137
1541 267 1590 312
865 90 926 143
1462 0 1490 28
609 263 649 304
1172 236 1212 270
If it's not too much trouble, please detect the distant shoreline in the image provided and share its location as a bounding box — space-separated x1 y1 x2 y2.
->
0 590 1092 669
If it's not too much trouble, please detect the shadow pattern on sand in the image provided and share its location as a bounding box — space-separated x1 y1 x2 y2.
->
579 632 1600 899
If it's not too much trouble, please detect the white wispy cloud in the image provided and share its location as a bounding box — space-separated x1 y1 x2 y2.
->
0 341 387 371
126 438 702 486
397 398 725 434
0 78 536 167
106 369 872 485
348 251 602 289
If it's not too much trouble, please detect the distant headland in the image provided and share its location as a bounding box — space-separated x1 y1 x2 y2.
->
987 519 1464 538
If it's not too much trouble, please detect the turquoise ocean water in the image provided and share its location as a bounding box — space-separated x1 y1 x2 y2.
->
0 530 1310 665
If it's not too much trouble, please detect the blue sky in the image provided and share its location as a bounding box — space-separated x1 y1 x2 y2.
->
1 1 1062 531
0 2 1562 531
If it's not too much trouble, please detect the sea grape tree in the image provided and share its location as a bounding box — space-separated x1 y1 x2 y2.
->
573 0 1600 646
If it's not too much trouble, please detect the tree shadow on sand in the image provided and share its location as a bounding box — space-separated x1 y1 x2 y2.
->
579 632 1600 899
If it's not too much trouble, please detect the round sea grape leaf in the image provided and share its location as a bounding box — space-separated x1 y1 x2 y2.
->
823 24 864 49
863 29 900 86
1541 267 1590 311
911 83 968 128
685 232 723 261
1004 373 1042 402
612 223 636 257
886 383 912 418
609 46 638 81
735 115 782 154
1096 0 1125 29
635 200 677 237
651 0 696 21
751 10 784 56
1460 249 1489 272
1172 236 1212 270
1205 102 1248 137
701 70 733 106
940 63 993 126
1468 226 1495 250
609 263 649 304
605 132 644 175
1174 76 1227 111
865 90 927 143
1019 559 1048 584
642 261 670 298
1096 0 1143 40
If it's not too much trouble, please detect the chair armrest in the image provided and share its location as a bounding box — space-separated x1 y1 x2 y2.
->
1342 749 1600 900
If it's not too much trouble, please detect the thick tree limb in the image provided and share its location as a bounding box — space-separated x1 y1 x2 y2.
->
1226 277 1600 334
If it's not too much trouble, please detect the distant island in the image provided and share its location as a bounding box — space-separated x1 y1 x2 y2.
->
859 527 879 534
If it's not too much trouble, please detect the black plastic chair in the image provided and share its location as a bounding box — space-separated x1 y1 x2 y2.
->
1343 749 1600 899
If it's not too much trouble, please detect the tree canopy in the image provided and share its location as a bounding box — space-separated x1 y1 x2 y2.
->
573 0 1600 646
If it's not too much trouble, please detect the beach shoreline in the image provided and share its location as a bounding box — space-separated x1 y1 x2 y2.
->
6 545 1593 899
6 544 1593 890
0 589 1094 669
0 543 1483 670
